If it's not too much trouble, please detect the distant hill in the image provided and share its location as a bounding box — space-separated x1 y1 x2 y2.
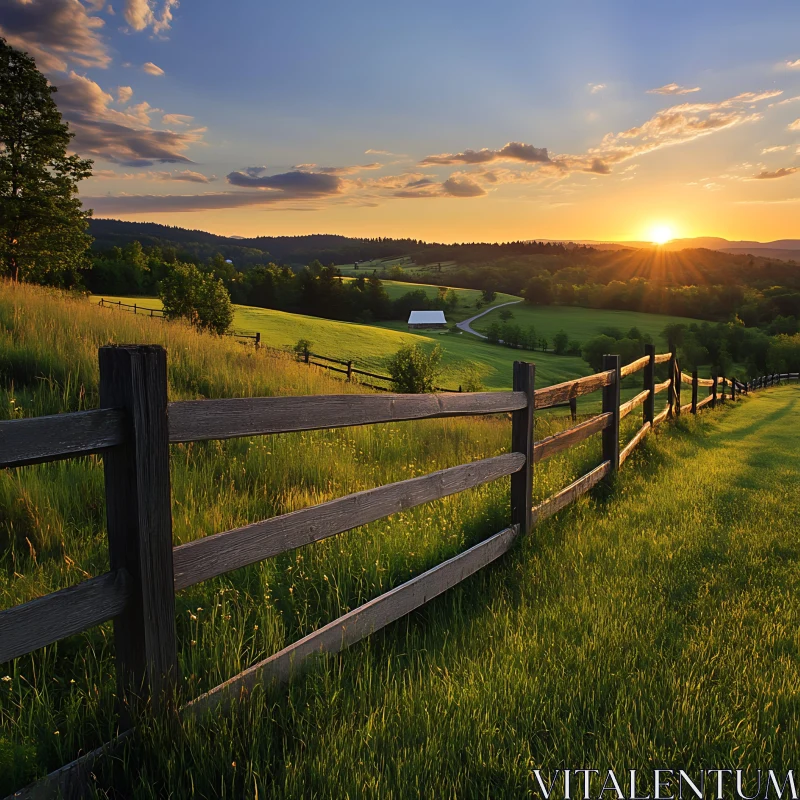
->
543 236 800 258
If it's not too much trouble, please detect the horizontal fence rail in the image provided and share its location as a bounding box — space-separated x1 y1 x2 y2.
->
172 453 525 590
168 391 527 442
0 409 127 469
4 341 796 798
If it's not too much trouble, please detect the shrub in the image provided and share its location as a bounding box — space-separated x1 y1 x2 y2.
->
159 262 233 334
294 338 312 359
386 343 442 393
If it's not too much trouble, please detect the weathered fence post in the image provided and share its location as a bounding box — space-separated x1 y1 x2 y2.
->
643 343 655 426
99 345 178 721
133 303 137 315
691 370 698 414
347 360 353 381
668 352 677 417
511 361 535 537
674 359 682 417
100 298 104 307
569 396 577 422
731 377 736 401
304 347 310 365
721 377 726 403
711 373 718 408
602 354 621 478
255 332 261 350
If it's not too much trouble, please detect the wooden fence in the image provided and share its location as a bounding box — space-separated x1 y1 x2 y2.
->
1 345 797 798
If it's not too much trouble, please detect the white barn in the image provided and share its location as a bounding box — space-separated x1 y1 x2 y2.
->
408 310 447 330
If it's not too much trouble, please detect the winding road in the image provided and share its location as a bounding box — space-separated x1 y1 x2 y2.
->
456 300 522 339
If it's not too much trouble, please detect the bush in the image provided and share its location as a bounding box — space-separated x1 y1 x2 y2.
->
553 329 569 355
294 338 312 359
386 343 443 393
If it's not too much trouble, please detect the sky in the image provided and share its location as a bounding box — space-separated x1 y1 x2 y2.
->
3 0 800 243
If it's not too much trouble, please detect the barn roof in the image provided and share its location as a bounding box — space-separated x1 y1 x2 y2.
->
408 310 447 324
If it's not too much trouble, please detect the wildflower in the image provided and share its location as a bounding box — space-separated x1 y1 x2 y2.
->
1 676 10 682
54 731 60 735
190 614 197 622
190 640 197 646
253 625 259 631
232 762 237 768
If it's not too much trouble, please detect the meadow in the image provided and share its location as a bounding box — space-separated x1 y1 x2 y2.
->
470 303 702 347
3 280 798 797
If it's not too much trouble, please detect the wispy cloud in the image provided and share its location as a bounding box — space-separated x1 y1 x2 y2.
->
589 83 606 94
53 72 204 165
142 61 165 76
761 145 790 153
0 0 110 71
116 86 133 104
789 119 800 131
785 59 800 69
91 169 214 183
421 142 550 166
226 169 343 196
753 167 799 179
162 113 194 126
647 83 701 95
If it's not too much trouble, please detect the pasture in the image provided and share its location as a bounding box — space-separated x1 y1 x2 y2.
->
470 303 703 348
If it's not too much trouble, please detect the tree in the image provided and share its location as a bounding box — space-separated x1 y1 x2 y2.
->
553 329 569 355
0 38 93 285
523 275 554 306
499 308 514 321
481 288 497 303
386 343 442 393
159 262 234 334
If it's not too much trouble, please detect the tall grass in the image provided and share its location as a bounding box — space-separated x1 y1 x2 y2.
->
1 281 613 794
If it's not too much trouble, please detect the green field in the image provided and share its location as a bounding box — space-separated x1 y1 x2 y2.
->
90 295 587 391
471 303 702 348
4 282 798 797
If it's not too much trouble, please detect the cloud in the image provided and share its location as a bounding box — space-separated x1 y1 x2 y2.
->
785 59 800 69
225 169 343 196
123 0 178 35
52 72 204 165
301 163 382 176
161 113 194 126
761 145 790 153
0 0 110 71
91 169 214 182
142 61 165 76
753 167 798 179
441 176 487 197
789 119 800 131
116 86 133 104
589 83 606 93
365 148 406 157
647 83 701 95
421 141 550 166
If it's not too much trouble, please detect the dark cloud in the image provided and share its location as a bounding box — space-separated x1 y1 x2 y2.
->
404 177 435 188
226 169 342 195
753 167 798 179
0 0 110 70
441 177 487 197
393 190 440 199
421 141 550 166
587 158 611 174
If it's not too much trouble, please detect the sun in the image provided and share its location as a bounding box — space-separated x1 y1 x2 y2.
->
649 224 674 245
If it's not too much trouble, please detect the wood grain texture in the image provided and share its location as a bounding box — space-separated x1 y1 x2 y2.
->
173 452 525 590
168 391 527 442
510 362 535 537
0 409 126 469
530 461 611 526
534 370 614 410
696 377 714 387
620 422 651 466
620 355 649 378
653 407 670 426
654 353 673 364
533 413 612 464
653 378 671 395
183 525 521 716
679 372 694 385
619 389 650 420
99 345 178 715
0 571 131 664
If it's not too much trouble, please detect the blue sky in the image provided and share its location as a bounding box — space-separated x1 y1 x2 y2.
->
3 0 800 240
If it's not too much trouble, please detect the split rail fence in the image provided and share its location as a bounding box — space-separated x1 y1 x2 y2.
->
0 344 797 798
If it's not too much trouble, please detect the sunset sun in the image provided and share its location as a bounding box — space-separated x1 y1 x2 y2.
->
650 224 674 245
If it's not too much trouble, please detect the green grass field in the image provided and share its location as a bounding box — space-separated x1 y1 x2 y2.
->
3 281 799 797
471 303 702 348
90 295 587 391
